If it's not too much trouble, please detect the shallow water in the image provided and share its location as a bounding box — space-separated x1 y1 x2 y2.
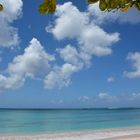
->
0 108 140 134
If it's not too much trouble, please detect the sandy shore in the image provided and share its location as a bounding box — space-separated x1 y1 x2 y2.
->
106 134 140 140
0 127 140 140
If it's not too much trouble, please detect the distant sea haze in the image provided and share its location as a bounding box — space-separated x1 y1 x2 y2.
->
0 108 140 134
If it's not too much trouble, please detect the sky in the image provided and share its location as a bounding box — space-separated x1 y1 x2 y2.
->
0 0 140 108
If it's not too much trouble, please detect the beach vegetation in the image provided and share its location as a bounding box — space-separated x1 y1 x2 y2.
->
38 0 140 14
0 0 140 14
0 4 3 12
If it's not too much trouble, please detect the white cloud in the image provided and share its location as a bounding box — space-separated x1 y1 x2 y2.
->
79 96 89 102
0 75 25 91
0 0 23 48
44 63 81 89
0 52 2 63
98 93 117 101
78 93 118 107
45 44 85 89
78 24 119 57
46 2 88 40
97 92 119 102
2 2 135 91
8 38 55 78
98 93 109 99
88 3 140 25
78 92 140 107
57 44 82 65
45 2 120 89
130 93 140 100
0 38 55 91
107 76 115 82
124 52 140 78
47 3 120 58
97 92 140 102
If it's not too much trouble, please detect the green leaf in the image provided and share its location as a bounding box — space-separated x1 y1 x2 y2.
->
108 0 118 9
0 4 3 12
119 0 129 8
39 0 56 14
120 5 130 12
135 2 140 10
99 0 107 11
88 0 99 4
38 0 140 14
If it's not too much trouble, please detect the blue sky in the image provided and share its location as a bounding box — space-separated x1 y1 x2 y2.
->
0 0 140 108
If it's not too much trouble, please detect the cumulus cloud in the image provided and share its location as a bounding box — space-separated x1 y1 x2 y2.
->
129 92 140 100
98 93 118 101
8 38 55 77
44 63 82 89
79 96 89 102
107 76 115 82
124 52 140 78
0 0 23 48
79 93 118 103
79 92 140 107
2 2 136 91
0 52 2 63
46 3 88 40
57 45 82 65
45 44 85 89
88 3 140 25
0 75 25 91
45 2 120 89
0 38 55 91
47 3 119 58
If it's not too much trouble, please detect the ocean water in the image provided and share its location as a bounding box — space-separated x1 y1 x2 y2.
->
0 108 140 134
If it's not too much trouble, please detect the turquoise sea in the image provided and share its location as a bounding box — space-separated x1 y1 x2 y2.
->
0 108 140 134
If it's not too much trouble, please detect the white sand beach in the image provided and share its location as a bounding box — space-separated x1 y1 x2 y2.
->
0 127 140 140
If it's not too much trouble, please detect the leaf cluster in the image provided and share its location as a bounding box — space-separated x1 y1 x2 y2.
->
0 3 3 12
88 0 140 12
0 0 140 14
38 0 140 14
39 0 56 14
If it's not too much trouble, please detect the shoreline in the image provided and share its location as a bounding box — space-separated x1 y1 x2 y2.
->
0 126 140 140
